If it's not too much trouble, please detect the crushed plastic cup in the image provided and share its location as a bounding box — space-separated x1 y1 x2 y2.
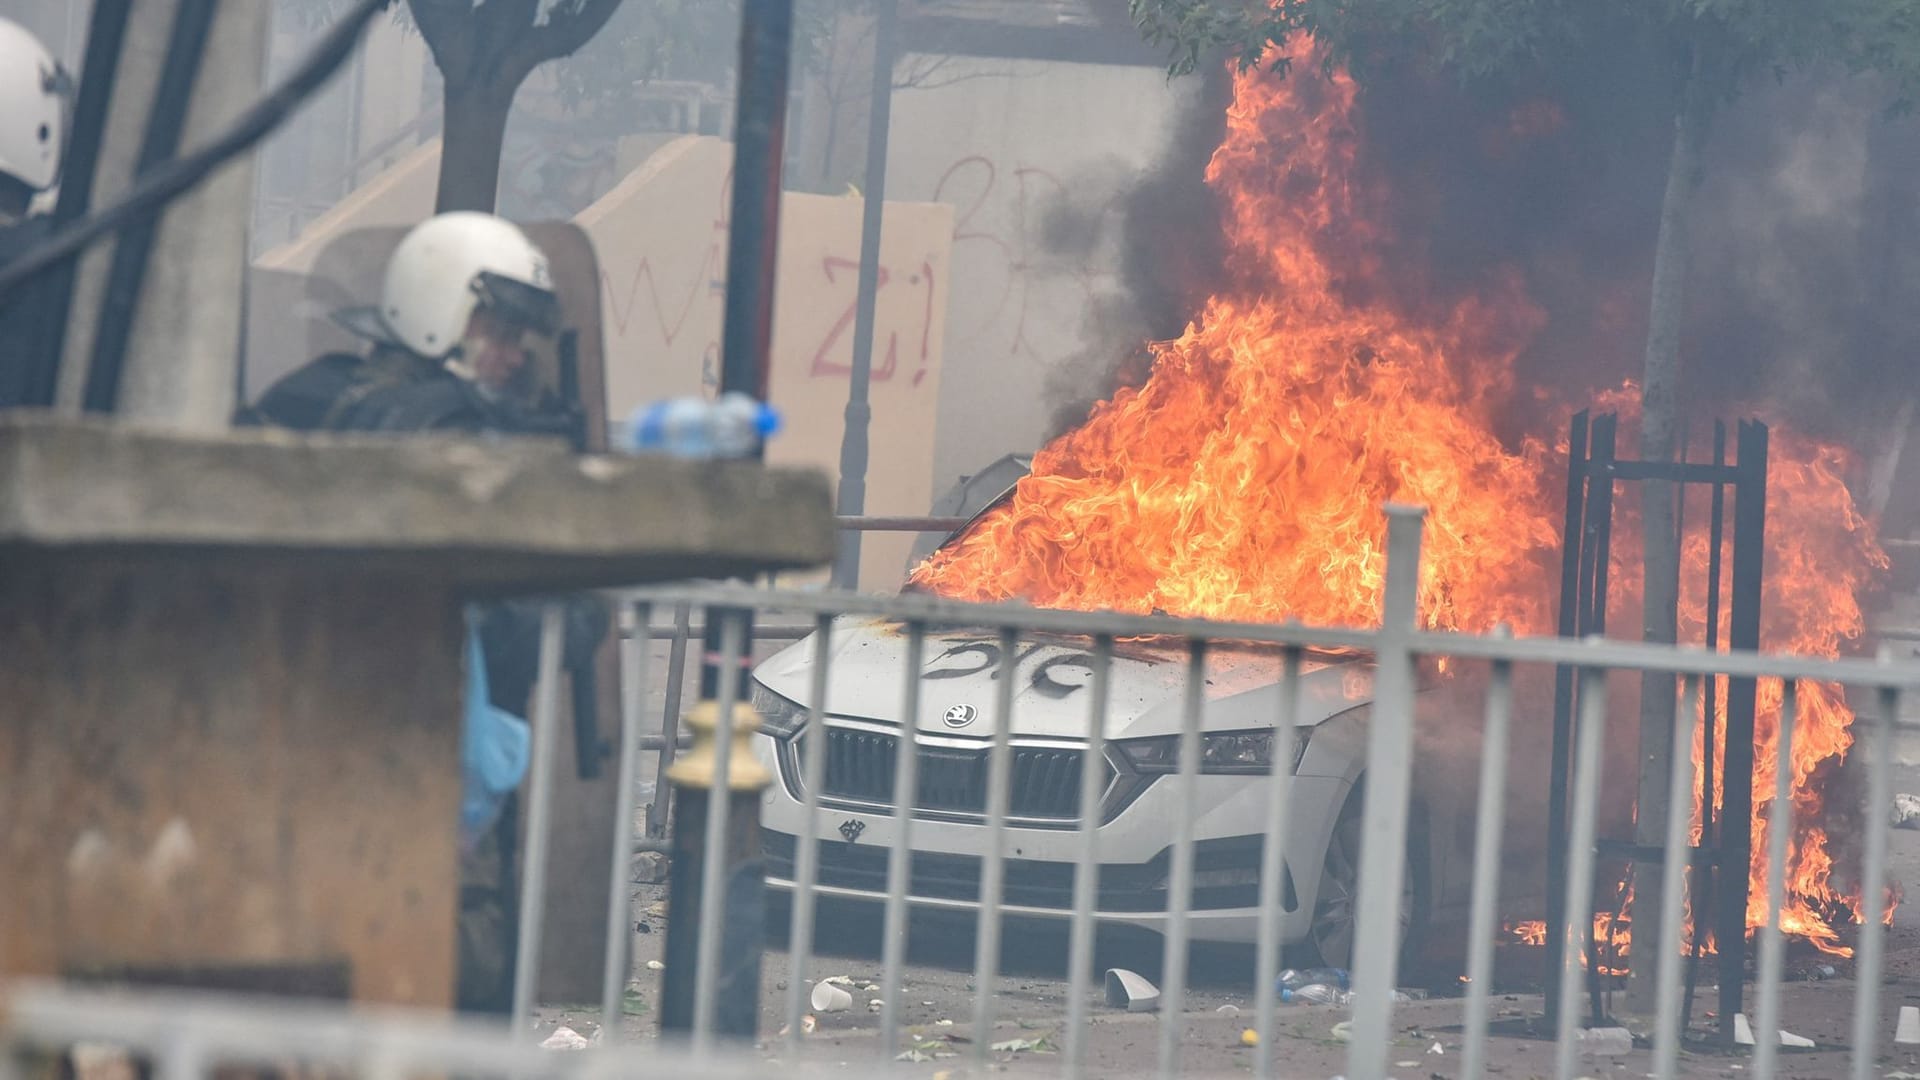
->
811 981 854 1012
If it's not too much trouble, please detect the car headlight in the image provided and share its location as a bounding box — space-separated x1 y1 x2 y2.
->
1113 729 1310 775
750 682 809 739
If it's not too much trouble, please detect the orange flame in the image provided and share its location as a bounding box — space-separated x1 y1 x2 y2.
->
910 38 1887 957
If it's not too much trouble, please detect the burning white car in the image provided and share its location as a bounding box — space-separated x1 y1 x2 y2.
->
749 606 1497 967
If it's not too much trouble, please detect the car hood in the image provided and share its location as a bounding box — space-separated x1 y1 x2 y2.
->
751 616 1375 741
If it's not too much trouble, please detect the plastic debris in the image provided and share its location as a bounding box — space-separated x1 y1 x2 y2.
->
1900 1006 1920 1045
1810 964 1837 980
1282 984 1348 1006
631 851 669 884
645 959 665 971
868 999 884 1013
990 1036 1056 1054
1217 1004 1242 1017
643 900 668 918
810 983 853 1012
1430 1042 1444 1056
822 975 858 988
1731 1014 1814 1048
1104 968 1161 1013
540 1027 591 1051
1240 1029 1259 1047
935 1019 955 1028
1331 1020 1353 1042
1576 1027 1633 1056
1276 967 1350 993
1895 793 1920 828
1396 1061 1420 1068
776 1015 819 1037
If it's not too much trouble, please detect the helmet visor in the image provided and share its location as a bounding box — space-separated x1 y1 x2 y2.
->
471 270 562 338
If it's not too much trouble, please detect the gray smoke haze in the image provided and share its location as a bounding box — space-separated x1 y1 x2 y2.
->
1036 60 1233 438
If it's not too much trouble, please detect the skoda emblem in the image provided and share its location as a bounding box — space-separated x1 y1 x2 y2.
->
838 819 866 844
942 703 978 729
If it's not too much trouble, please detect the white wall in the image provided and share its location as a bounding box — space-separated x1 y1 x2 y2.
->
884 54 1196 487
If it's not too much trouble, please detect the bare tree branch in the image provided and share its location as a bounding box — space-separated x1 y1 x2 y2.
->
503 0 627 78
408 0 479 82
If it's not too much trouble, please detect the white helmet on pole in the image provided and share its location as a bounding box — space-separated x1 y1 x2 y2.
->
0 17 67 194
379 212 561 362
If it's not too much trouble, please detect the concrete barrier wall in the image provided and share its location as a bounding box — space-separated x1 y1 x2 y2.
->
576 135 953 592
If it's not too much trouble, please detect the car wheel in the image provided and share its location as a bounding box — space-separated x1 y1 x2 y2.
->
1304 782 1428 973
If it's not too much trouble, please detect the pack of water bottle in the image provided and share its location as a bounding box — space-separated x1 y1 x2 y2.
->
624 392 780 460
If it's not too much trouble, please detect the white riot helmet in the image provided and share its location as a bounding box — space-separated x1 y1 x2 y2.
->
0 17 68 194
379 212 561 361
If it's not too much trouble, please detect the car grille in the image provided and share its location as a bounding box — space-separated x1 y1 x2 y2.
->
805 727 1105 822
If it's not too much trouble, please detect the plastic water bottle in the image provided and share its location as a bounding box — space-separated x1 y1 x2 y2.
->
1280 984 1350 1006
1276 967 1350 993
1279 982 1413 1006
626 392 780 459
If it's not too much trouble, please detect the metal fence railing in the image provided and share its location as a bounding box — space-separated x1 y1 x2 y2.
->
5 504 1915 1080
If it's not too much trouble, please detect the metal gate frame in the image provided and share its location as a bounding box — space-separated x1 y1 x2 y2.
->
1547 411 1771 1041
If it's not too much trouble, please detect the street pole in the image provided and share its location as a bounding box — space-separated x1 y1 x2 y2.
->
659 0 792 1047
830 0 897 591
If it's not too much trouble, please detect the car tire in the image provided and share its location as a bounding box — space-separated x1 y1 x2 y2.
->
1300 779 1430 974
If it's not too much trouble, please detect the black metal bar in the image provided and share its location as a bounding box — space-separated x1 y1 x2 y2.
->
1546 408 1591 1024
645 601 695 839
4 0 132 407
1682 420 1728 1034
1586 416 1619 638
80 0 219 414
830 0 898 589
1608 461 1742 484
839 515 969 533
1716 420 1768 1043
665 3 793 1045
698 0 792 706
1593 838 1715 867
1582 415 1619 1024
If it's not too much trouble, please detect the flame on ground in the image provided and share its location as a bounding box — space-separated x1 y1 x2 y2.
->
911 35 1890 960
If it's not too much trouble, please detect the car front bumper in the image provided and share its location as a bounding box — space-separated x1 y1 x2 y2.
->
756 735 1354 945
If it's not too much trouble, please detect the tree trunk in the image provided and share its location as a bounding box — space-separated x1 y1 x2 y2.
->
1625 57 1710 1015
436 80 515 213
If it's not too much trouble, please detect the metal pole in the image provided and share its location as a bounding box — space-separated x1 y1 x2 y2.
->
601 602 652 1041
659 613 768 1046
645 602 693 838
1459 647 1514 1080
1849 683 1898 1080
1652 676 1703 1080
830 0 898 590
1717 420 1768 1043
1750 682 1796 1080
689 0 791 806
1345 505 1424 1080
661 4 791 1042
509 606 566 1035
1546 410 1590 1022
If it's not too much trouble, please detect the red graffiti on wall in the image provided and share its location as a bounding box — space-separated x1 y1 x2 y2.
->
808 255 937 387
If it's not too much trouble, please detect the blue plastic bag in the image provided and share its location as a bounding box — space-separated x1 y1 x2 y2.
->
461 610 530 850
